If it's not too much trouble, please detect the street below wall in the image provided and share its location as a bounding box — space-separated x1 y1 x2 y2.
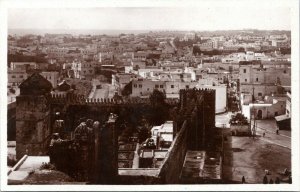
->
223 136 291 184
89 79 116 99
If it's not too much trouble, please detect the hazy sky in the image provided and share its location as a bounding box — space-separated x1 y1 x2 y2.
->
8 7 291 31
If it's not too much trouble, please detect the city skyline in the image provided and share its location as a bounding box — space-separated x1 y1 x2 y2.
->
8 7 291 32
3 0 299 190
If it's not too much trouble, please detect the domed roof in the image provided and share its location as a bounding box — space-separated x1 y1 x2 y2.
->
19 73 53 95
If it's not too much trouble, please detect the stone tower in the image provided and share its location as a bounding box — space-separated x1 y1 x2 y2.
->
179 89 216 150
16 73 53 159
94 113 118 184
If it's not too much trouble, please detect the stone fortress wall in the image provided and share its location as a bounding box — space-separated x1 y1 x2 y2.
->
15 73 216 184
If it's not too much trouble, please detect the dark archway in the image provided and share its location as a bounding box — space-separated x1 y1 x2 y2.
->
257 110 263 120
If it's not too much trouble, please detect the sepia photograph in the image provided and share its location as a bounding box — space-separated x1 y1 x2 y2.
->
0 0 299 191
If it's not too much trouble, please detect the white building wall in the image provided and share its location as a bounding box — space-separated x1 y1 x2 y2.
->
241 104 251 120
8 69 28 86
132 80 157 97
131 79 226 113
239 65 252 84
10 62 36 70
240 84 278 100
242 99 286 120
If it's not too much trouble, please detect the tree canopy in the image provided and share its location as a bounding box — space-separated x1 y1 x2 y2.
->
149 89 169 125
149 89 166 107
230 113 248 125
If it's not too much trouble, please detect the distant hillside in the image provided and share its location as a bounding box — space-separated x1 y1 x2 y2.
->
8 28 150 36
8 28 291 37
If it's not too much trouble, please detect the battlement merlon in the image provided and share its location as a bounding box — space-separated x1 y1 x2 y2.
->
49 88 215 106
49 93 180 106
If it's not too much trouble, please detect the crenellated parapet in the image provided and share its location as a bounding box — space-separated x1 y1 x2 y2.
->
49 92 179 106
179 88 215 109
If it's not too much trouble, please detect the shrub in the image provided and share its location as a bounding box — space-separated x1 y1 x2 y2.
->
230 113 249 125
40 162 56 170
7 157 17 167
9 88 16 94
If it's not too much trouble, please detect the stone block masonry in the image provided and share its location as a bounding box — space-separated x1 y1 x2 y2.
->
16 95 51 160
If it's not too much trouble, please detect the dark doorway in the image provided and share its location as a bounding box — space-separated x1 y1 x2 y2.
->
257 110 263 119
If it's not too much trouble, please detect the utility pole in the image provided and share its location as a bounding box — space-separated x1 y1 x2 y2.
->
252 86 256 139
249 109 252 138
252 86 255 103
250 105 257 139
222 123 225 166
253 115 256 139
222 123 225 151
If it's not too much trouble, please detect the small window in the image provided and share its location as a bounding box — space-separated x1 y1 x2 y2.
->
19 75 23 78
171 85 174 88
134 84 137 88
139 84 142 88
155 85 159 88
160 85 163 88
245 79 247 82
256 78 258 82
12 75 16 78
186 85 189 89
284 70 286 74
258 93 262 96
243 69 246 73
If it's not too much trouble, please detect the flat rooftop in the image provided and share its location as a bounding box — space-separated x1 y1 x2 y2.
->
8 156 50 182
118 168 159 177
180 151 222 183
